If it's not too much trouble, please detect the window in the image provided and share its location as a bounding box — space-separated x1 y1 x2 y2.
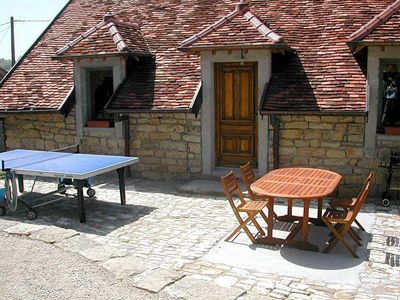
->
87 68 114 127
379 60 400 133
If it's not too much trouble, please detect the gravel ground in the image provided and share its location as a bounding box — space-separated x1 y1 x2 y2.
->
0 232 161 300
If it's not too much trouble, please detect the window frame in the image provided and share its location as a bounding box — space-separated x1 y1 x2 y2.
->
86 67 114 125
378 58 400 133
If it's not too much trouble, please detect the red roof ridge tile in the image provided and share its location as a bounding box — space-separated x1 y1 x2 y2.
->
243 11 282 43
348 0 400 42
107 22 128 52
180 0 282 50
56 20 106 55
56 13 143 56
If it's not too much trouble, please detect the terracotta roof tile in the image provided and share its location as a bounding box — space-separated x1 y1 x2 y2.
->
348 0 400 44
0 0 396 113
55 14 151 58
179 1 284 51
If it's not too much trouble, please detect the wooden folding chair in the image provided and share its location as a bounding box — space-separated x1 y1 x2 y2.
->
221 171 268 244
322 180 371 258
239 162 277 220
329 172 373 232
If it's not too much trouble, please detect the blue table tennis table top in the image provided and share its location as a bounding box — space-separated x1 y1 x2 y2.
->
0 150 138 180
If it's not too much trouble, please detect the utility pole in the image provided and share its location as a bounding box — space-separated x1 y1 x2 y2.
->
10 16 15 66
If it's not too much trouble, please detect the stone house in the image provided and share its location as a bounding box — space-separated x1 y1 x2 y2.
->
0 0 400 197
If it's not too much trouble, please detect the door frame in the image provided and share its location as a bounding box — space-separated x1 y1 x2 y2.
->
200 49 271 176
214 62 258 167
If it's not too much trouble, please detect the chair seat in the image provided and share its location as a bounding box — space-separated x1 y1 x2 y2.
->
330 197 357 209
323 208 352 223
238 201 267 213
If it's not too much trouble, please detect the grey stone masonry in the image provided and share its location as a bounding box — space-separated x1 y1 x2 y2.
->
0 176 399 299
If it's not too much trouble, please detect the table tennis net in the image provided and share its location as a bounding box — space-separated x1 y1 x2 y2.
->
2 151 74 170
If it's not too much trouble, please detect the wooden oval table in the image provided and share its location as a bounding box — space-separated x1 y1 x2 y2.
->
251 167 342 251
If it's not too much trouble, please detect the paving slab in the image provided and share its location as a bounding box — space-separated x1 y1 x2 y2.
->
204 204 375 286
238 292 274 300
101 255 156 279
164 277 245 300
54 234 101 252
0 219 21 230
80 244 128 262
30 226 79 243
129 268 184 293
3 223 46 235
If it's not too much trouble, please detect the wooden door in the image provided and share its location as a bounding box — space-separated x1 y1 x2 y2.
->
215 62 258 167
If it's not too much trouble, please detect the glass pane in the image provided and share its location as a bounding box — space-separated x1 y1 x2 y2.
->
381 63 400 128
89 69 113 120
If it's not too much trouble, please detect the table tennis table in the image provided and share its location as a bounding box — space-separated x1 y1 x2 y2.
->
0 148 138 223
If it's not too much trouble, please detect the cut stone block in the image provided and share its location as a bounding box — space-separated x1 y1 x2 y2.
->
130 268 184 293
165 277 244 300
80 244 127 262
4 223 46 235
54 234 100 253
101 256 155 279
30 226 78 244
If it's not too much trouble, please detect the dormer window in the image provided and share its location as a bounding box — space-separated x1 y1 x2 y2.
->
87 68 114 127
52 12 153 132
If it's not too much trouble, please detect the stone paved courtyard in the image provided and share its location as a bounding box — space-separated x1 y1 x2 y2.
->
0 175 399 299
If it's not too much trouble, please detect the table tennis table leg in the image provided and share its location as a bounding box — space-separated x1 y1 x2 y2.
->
117 167 126 205
75 180 86 223
17 175 24 193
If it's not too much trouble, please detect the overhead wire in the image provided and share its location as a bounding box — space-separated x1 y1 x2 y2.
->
0 26 10 46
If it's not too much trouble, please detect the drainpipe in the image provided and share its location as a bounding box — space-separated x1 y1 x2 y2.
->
115 113 131 177
270 114 280 170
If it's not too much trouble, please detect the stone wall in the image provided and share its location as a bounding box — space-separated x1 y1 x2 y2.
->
272 115 381 197
129 112 202 180
4 111 202 180
5 113 78 150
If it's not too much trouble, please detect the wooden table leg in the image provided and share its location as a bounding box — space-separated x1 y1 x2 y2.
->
256 197 286 246
287 199 293 216
276 198 301 223
317 198 323 219
309 198 326 226
302 199 310 242
267 197 274 238
286 199 319 252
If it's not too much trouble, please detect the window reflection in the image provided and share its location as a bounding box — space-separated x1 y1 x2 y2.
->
381 63 400 129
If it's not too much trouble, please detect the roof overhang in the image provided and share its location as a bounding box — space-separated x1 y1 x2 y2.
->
178 43 288 52
105 107 192 113
259 109 368 116
0 85 76 115
52 51 153 61
348 41 400 54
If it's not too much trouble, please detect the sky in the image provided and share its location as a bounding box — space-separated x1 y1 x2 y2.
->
0 0 69 60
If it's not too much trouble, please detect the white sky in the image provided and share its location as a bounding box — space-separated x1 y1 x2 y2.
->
0 0 69 60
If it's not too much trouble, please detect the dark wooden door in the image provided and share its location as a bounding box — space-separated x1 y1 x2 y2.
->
215 62 257 167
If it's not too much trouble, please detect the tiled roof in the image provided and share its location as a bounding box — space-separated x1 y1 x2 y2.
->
348 0 400 45
55 14 151 58
259 0 392 113
179 1 284 51
0 0 397 113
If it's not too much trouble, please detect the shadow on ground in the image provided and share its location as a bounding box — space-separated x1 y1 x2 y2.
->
2 192 156 235
204 205 375 285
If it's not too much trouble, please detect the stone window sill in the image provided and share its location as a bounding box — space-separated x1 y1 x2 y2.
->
83 127 115 135
376 133 400 141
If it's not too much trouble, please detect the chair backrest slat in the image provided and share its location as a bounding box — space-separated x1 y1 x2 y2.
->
350 172 373 221
240 162 257 200
221 171 246 212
